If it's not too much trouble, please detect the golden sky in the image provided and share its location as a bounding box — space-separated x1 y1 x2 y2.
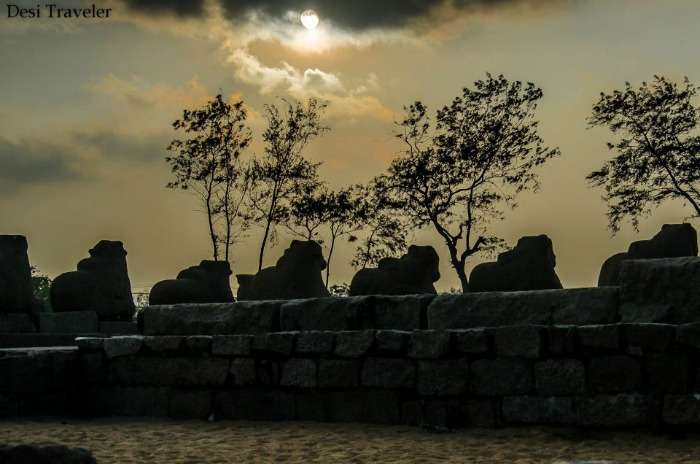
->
1 0 699 292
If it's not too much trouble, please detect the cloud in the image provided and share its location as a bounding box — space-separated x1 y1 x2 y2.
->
122 0 571 32
90 75 212 110
73 131 167 162
0 137 83 192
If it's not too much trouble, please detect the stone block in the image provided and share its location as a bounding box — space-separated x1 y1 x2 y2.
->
211 335 252 356
280 297 373 331
646 354 690 393
470 358 533 396
535 359 585 396
546 326 577 356
169 389 211 419
296 331 334 354
619 257 700 323
589 355 641 393
103 336 143 358
253 332 296 356
676 322 700 349
141 301 280 335
281 358 317 388
663 395 700 425
184 336 212 352
256 359 280 386
0 313 36 333
364 390 401 424
623 323 675 352
334 331 374 357
39 311 98 334
362 357 415 389
319 359 360 388
578 325 620 350
451 329 490 355
371 295 431 330
105 386 169 416
492 325 542 359
143 336 184 352
375 330 409 352
502 396 576 424
229 358 256 386
215 389 295 420
578 394 650 426
75 337 105 351
409 330 450 359
418 359 468 396
0 393 17 417
111 357 229 386
99 321 138 335
427 288 618 330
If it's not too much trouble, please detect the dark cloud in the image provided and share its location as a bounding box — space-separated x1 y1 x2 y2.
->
0 137 82 192
121 0 568 30
73 131 167 162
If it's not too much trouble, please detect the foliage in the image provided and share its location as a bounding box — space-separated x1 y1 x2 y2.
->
248 98 329 271
30 266 51 311
166 94 253 261
375 74 559 291
588 76 700 232
328 282 350 297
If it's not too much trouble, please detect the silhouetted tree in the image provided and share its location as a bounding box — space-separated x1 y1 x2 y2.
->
286 181 329 242
249 98 329 271
30 266 51 311
376 74 559 291
166 94 252 261
351 184 407 270
588 76 700 232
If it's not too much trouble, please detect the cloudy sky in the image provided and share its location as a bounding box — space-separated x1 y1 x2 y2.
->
1 0 699 292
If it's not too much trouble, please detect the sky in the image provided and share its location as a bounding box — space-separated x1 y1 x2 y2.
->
1 0 699 293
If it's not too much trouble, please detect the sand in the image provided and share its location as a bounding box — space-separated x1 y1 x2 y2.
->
1 419 699 464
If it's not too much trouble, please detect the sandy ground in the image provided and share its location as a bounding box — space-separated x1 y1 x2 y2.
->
1 419 700 464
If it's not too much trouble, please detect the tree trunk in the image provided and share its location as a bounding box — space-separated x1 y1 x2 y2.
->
448 248 469 292
258 217 272 272
206 187 219 261
325 234 337 288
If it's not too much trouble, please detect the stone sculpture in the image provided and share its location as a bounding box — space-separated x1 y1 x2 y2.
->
50 240 135 321
0 235 34 315
349 245 440 296
598 223 698 286
149 260 234 305
237 240 329 300
469 235 562 292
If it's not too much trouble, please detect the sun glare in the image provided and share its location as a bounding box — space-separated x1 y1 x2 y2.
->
300 10 319 30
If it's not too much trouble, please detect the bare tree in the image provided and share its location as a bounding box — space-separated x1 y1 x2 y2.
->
588 76 700 232
376 74 559 291
166 95 252 261
249 98 329 271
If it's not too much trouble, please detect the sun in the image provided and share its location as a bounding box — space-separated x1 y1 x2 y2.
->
300 9 319 30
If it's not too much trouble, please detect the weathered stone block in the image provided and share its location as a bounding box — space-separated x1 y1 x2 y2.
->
619 257 700 323
253 332 296 356
375 330 409 352
322 391 365 422
427 288 618 330
229 358 256 386
212 335 252 356
281 358 317 388
141 301 280 335
295 391 326 421
492 325 542 359
464 399 499 427
535 359 585 396
79 352 106 385
362 357 415 389
75 337 105 351
646 354 690 393
103 336 143 358
578 325 620 350
409 330 450 359
623 323 675 352
334 331 374 357
169 389 211 419
280 297 373 331
143 336 183 352
589 355 641 393
104 386 169 416
502 396 576 424
418 360 468 396
451 329 490 355
0 393 17 417
0 313 36 333
371 295 432 330
364 390 402 424
215 389 295 420
676 322 700 349
184 336 212 352
578 394 650 426
99 321 138 335
470 358 533 396
111 357 229 386
296 331 334 354
39 311 98 334
256 359 280 386
546 325 577 356
663 395 700 425
319 359 360 388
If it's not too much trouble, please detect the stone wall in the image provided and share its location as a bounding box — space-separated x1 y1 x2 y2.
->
3 323 700 428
